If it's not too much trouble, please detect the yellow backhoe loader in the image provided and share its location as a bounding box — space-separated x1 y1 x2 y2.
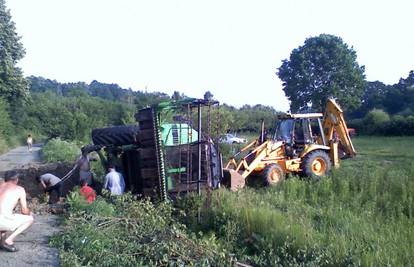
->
223 99 356 191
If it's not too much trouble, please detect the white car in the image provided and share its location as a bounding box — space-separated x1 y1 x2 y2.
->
220 134 247 144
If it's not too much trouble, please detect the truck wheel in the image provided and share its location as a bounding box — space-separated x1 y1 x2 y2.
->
263 163 285 186
302 150 331 179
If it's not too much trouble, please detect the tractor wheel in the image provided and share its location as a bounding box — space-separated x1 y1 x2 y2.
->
92 125 139 146
302 150 331 179
263 163 285 186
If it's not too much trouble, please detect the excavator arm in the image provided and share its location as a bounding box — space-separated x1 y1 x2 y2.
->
322 99 357 158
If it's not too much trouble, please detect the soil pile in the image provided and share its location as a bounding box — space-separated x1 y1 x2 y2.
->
1 162 79 202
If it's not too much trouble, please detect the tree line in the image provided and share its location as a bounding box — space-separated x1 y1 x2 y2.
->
27 77 280 138
1 0 414 154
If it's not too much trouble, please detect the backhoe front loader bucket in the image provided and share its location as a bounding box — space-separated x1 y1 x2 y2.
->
222 169 245 191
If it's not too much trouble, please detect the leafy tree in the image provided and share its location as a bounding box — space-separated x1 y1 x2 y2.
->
203 91 214 101
233 104 279 132
171 91 187 101
0 0 29 109
384 71 414 115
349 81 390 118
278 34 365 112
23 92 136 141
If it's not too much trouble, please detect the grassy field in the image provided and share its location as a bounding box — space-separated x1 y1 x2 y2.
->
180 137 414 266
53 136 414 266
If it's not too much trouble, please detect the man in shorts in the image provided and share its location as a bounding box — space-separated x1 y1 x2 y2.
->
37 173 63 204
0 171 34 252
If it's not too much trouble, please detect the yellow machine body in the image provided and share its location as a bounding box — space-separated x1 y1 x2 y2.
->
223 99 356 190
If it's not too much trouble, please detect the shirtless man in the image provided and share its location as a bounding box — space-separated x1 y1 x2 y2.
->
0 171 34 252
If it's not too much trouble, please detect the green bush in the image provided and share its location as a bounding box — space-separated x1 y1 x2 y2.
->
354 114 414 136
363 109 390 134
51 192 231 267
42 138 80 162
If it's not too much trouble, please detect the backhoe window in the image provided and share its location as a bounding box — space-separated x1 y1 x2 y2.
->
275 119 294 143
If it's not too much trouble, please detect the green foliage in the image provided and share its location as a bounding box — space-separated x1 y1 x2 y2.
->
66 190 116 216
0 97 32 152
231 104 280 132
178 137 414 266
364 108 390 126
90 156 105 181
0 0 29 110
42 138 80 163
362 108 390 134
379 115 414 135
22 92 136 141
278 34 366 112
204 106 234 137
349 71 414 122
383 71 414 115
0 98 13 138
28 76 171 108
28 76 282 140
0 137 7 154
349 81 390 118
51 192 231 267
351 111 414 136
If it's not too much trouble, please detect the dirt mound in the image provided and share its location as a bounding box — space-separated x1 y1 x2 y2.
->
1 162 80 201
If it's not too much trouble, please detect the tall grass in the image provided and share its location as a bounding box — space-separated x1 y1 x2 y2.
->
179 137 414 266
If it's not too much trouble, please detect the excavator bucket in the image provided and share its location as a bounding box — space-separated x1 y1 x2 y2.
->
222 169 245 191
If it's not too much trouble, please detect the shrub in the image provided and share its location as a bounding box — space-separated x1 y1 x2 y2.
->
51 192 231 267
42 138 80 162
363 109 390 134
347 118 363 132
379 115 414 135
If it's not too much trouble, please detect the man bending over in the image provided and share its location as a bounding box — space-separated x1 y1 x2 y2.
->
0 171 34 252
37 173 64 204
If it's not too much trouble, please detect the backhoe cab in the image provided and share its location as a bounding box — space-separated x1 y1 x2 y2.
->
223 99 356 191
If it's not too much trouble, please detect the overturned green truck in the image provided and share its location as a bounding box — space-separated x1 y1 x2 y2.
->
83 98 222 201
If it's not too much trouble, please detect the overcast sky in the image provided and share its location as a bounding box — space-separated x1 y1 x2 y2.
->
6 0 414 111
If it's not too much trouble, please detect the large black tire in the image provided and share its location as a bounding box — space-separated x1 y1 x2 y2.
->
301 150 331 179
92 125 139 146
263 163 285 186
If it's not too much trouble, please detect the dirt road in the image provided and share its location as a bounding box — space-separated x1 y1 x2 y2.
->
0 144 60 266
0 144 42 175
0 215 60 266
